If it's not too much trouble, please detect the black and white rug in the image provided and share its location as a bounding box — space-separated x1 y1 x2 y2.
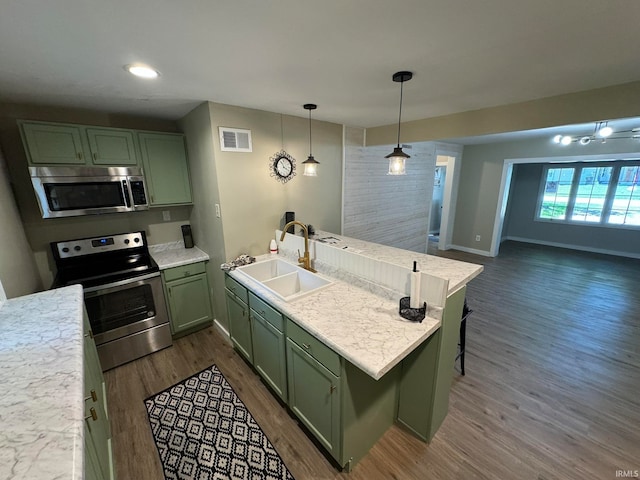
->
145 364 295 480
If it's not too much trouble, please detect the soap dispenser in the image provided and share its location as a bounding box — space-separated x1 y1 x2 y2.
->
269 238 278 255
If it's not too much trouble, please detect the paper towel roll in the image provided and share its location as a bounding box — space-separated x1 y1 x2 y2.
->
410 269 421 308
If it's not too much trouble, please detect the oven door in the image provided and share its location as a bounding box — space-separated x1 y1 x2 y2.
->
83 273 171 370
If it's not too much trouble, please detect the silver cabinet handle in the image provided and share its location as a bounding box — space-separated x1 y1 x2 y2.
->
302 343 310 350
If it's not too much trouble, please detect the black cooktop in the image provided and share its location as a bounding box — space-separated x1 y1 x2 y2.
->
51 231 159 289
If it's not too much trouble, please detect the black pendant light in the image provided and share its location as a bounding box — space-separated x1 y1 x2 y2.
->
302 104 320 176
386 71 413 175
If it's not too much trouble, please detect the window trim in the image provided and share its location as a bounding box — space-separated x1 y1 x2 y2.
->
535 160 640 229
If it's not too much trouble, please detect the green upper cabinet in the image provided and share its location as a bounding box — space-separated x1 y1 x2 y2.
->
138 132 192 206
21 122 86 164
86 128 138 165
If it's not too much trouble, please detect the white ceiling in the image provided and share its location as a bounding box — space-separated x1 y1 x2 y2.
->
1 0 640 136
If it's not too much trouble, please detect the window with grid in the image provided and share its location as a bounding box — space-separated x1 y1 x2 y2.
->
537 161 640 228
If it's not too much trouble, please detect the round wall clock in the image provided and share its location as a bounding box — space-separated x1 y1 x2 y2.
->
269 150 296 183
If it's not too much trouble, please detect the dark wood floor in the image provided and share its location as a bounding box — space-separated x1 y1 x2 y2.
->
105 241 640 479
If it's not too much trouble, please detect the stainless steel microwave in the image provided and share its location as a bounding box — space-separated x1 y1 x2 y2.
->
29 166 149 218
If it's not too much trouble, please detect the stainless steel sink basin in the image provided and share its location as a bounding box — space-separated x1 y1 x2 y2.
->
236 258 332 301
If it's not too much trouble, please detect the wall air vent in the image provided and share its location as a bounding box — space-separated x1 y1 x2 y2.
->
218 127 252 152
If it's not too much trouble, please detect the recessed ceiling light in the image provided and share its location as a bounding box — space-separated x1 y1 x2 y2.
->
124 63 159 79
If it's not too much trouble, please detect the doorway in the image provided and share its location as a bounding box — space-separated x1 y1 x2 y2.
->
429 165 446 243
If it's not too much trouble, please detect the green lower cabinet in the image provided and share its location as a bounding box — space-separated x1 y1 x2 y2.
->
84 314 115 480
251 312 287 401
163 263 213 337
223 275 447 472
396 286 466 442
286 337 341 457
225 288 253 363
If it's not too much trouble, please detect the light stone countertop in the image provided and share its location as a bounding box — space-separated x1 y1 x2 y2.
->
310 230 483 294
229 256 441 380
150 241 210 269
0 284 85 480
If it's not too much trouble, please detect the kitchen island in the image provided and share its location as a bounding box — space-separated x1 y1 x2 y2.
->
226 230 482 470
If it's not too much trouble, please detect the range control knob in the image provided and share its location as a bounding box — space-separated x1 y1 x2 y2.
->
74 246 81 252
62 247 70 253
124 239 130 245
134 237 140 243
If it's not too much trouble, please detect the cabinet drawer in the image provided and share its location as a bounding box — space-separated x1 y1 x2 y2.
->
249 292 283 332
225 275 248 304
163 262 206 282
286 318 340 377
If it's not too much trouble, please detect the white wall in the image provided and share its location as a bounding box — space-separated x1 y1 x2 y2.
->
0 143 41 297
343 127 436 253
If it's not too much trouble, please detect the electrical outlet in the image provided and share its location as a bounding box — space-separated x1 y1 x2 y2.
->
215 204 221 218
162 210 171 221
475 235 481 242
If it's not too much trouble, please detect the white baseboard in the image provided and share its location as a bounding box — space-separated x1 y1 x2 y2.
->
213 318 232 345
502 236 640 259
448 244 494 257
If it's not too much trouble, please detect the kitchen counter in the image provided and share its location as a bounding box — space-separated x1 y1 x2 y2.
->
150 241 210 269
0 285 85 480
229 253 442 380
229 231 481 380
309 230 482 295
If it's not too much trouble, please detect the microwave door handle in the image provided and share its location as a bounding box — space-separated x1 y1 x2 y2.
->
122 180 132 208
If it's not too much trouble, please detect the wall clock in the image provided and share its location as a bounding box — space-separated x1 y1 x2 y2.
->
269 150 296 183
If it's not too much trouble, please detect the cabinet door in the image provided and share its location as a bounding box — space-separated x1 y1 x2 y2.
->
225 290 253 363
84 317 113 480
21 122 86 164
166 273 212 334
286 338 340 457
251 312 287 401
138 132 192 205
86 128 138 165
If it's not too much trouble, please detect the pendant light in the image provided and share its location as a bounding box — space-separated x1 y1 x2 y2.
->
302 103 320 176
386 71 413 175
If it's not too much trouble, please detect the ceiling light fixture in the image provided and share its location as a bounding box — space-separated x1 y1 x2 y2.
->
302 104 319 177
124 63 159 79
386 71 413 175
552 120 640 146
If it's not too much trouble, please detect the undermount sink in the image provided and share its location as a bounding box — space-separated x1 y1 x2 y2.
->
236 258 332 301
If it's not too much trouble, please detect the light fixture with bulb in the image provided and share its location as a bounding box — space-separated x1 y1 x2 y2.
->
124 63 160 79
386 71 413 175
552 121 640 146
302 103 320 177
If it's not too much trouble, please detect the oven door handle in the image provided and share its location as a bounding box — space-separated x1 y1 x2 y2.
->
83 271 161 295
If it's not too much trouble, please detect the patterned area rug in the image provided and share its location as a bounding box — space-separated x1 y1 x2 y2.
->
145 364 295 480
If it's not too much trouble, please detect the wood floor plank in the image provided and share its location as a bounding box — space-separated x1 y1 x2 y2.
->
105 240 640 479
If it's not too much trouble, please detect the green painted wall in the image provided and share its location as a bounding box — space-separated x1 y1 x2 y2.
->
180 102 343 331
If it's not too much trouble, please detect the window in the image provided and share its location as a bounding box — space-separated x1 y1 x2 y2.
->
537 161 640 228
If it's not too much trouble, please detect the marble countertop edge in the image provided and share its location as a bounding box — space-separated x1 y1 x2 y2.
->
149 242 210 270
228 264 442 380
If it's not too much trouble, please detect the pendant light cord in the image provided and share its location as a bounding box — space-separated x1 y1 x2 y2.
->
308 109 313 156
396 80 404 148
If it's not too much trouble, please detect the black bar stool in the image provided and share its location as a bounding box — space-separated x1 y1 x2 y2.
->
456 299 473 375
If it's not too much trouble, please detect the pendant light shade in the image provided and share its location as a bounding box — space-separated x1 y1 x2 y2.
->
302 104 319 176
386 71 413 175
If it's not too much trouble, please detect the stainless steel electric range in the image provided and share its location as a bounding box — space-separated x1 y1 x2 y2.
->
51 231 172 371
